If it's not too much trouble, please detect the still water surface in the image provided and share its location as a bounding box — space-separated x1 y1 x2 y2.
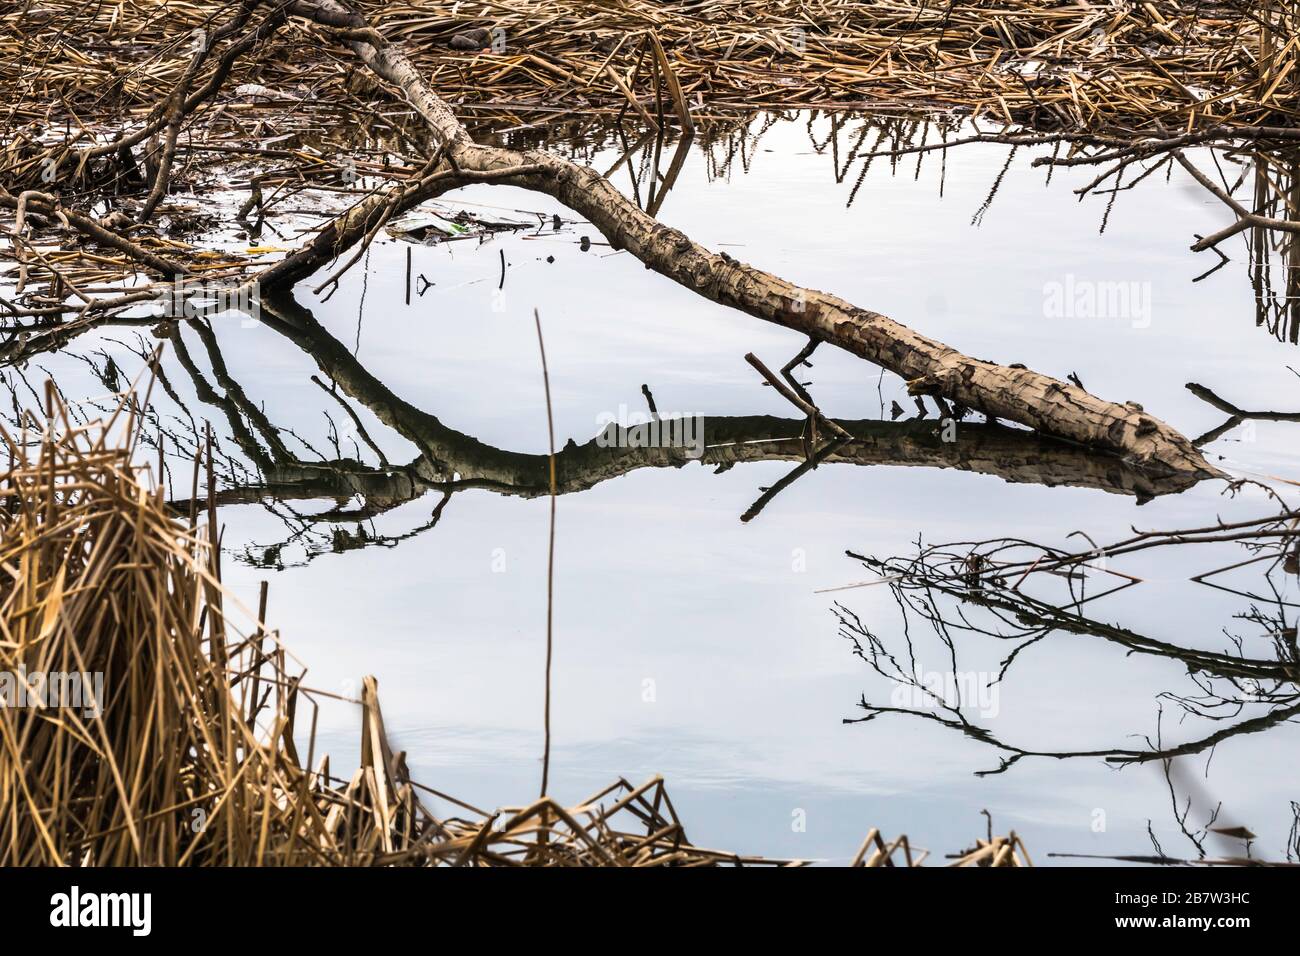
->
25 112 1300 863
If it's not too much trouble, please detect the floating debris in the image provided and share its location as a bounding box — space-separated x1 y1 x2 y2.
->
384 203 549 244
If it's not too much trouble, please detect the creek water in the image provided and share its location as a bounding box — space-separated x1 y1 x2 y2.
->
19 111 1300 864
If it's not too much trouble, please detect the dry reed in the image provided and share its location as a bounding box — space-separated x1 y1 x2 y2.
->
0 379 1029 866
4 2 1297 331
2 1 1296 129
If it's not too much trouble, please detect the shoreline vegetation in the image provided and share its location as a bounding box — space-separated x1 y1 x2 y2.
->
0 382 1033 866
5 0 1281 473
5 1 1297 126
1 1 1298 867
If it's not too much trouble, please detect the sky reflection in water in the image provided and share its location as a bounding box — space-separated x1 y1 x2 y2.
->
23 112 1300 865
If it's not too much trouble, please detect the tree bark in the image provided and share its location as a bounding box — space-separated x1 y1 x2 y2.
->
275 0 1220 480
249 292 1204 505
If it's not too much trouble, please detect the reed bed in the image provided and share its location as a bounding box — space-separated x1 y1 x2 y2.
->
0 382 412 865
3 1 1298 334
2 1 1296 130
0 381 1030 866
851 828 1033 866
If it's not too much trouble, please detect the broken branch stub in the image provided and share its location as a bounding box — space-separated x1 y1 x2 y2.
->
280 0 1218 480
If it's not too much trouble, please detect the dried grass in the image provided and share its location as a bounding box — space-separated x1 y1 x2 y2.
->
0 379 1028 866
2 1 1297 128
4 2 1298 332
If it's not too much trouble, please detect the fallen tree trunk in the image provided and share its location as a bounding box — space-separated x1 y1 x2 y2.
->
270 0 1217 479
251 291 1203 506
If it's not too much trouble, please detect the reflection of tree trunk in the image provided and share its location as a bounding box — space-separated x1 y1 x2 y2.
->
261 0 1219 480
176 293 1203 511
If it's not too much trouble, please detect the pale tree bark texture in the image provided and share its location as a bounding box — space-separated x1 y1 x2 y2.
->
268 0 1220 480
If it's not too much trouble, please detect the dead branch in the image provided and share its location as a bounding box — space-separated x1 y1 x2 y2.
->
254 0 1220 480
